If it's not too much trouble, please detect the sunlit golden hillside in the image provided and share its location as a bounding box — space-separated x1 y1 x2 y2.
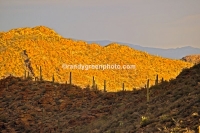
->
0 26 193 91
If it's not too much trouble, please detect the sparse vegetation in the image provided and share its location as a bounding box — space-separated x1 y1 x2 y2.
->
0 26 193 91
0 26 200 132
0 64 200 132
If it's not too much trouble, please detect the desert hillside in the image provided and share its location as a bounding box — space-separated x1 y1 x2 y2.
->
181 54 200 64
0 62 199 132
0 26 193 91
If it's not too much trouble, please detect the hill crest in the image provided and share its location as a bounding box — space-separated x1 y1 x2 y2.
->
0 26 193 91
88 40 200 59
181 54 200 64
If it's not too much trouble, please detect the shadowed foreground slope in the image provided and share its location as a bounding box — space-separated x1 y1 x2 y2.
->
0 65 200 133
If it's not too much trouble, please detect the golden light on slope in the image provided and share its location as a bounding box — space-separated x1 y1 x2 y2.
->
0 26 193 91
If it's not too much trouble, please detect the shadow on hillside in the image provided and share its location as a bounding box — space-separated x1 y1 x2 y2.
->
0 63 200 132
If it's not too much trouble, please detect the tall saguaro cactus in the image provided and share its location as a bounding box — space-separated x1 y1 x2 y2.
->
155 74 158 85
104 80 107 92
122 83 125 91
92 76 95 90
69 72 72 89
96 84 98 91
161 77 164 83
147 79 150 102
39 66 42 81
52 74 54 83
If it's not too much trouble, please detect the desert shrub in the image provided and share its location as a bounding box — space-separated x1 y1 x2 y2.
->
15 95 23 101
41 88 46 95
21 86 28 91
0 115 8 123
33 95 41 101
159 114 170 123
140 116 152 127
31 86 39 91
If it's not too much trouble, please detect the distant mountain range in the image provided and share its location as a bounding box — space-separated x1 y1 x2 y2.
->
87 40 200 59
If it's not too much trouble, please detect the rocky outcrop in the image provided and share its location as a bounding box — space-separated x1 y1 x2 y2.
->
21 50 35 77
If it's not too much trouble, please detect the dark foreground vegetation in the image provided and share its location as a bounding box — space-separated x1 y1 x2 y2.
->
0 64 200 133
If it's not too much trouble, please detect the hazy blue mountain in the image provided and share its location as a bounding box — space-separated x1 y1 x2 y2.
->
87 40 200 59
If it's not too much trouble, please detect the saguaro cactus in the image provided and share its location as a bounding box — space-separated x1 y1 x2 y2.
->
147 79 150 102
155 74 158 85
39 66 42 81
52 74 54 83
92 76 95 90
104 80 107 92
96 84 98 90
122 83 125 91
69 72 72 89
161 77 164 83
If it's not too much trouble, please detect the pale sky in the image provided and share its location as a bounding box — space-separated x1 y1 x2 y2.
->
0 0 200 48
